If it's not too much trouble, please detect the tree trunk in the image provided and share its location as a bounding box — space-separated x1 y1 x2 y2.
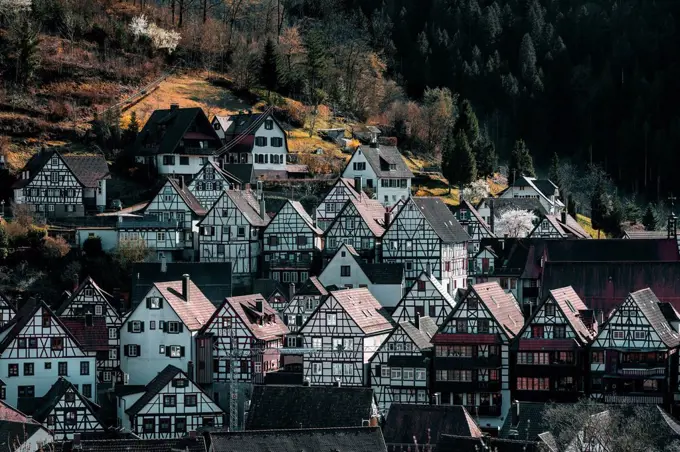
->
171 0 176 25
178 0 184 28
203 0 207 23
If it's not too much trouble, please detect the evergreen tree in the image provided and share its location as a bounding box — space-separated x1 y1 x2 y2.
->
567 195 577 217
303 29 328 103
455 99 480 147
590 178 609 237
476 141 497 177
260 37 279 100
549 152 560 187
605 196 624 237
642 204 658 231
509 139 535 184
124 111 140 145
442 129 477 191
623 199 641 225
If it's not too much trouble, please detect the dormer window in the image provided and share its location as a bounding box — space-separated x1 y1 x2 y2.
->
264 119 274 130
51 157 58 166
147 297 162 309
389 164 396 171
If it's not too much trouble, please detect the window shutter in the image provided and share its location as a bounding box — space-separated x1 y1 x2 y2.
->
140 322 145 332
127 323 133 332
296 337 302 348
123 345 129 357
159 298 163 308
166 347 171 357
180 346 185 357
137 345 141 355
199 227 205 235
283 315 288 324
161 321 167 332
376 365 381 376
178 323 184 333
146 298 151 309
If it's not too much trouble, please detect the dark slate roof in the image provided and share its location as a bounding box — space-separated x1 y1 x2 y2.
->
12 150 52 189
295 277 328 297
12 150 110 189
436 435 541 452
220 112 290 157
628 288 680 347
499 402 550 441
130 262 232 307
478 238 547 278
53 437 207 452
209 427 386 452
410 197 470 243
383 404 482 446
359 262 404 285
356 144 414 179
220 189 269 227
223 163 254 185
18 377 104 425
133 107 221 156
166 177 207 216
623 230 669 239
0 421 46 451
245 385 375 430
545 239 680 262
399 321 434 351
126 365 183 416
252 278 289 301
455 200 495 236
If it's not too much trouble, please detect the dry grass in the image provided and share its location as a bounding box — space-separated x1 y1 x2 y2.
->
576 214 607 239
414 187 460 205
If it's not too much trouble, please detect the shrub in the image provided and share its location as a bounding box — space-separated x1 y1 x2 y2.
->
47 99 74 121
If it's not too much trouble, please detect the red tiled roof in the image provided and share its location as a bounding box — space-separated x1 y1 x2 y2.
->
549 286 596 343
330 288 393 335
432 333 499 344
154 279 216 331
518 339 579 351
207 294 289 341
61 317 110 351
472 282 524 337
0 400 36 423
349 196 387 237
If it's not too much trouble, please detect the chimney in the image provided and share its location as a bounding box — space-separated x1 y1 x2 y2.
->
260 197 266 219
160 254 167 273
170 104 179 111
179 175 185 190
561 210 567 224
187 361 194 380
511 400 520 427
255 299 263 313
289 283 296 300
354 176 363 194
245 183 251 191
384 207 391 227
182 274 190 302
415 313 420 329
370 139 379 149
85 313 93 327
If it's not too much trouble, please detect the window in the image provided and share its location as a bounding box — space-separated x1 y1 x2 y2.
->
159 345 166 354
168 321 181 333
415 368 426 380
180 156 189 165
51 337 63 350
634 331 646 340
417 281 426 292
271 137 283 147
66 205 75 213
163 155 175 166
8 364 18 377
109 348 117 360
159 417 171 433
18 386 35 398
150 321 156 330
591 351 604 363
163 395 177 407
48 204 55 212
332 362 342 375
343 338 354 351
157 232 166 241
353 162 366 171
554 325 567 339
109 328 117 339
613 330 625 340
131 321 142 333
128 345 140 357
23 363 34 376
42 312 51 328
268 235 278 246
312 337 322 349
456 320 468 333
80 361 90 375
18 339 26 349
341 265 351 277
255 137 267 147
516 377 550 391
403 368 414 379
82 384 92 398
264 119 274 130
238 227 245 237
297 235 308 246
45 363 51 370
143 418 155 433
174 417 186 433
148 297 162 309
477 319 490 333
58 362 68 376
169 345 183 358
391 368 402 379
94 305 103 316
185 394 197 407
326 313 337 326
531 325 544 338
103 371 112 382
312 362 322 375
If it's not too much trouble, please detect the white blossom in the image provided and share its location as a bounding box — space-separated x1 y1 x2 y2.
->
129 15 181 54
462 179 490 203
495 208 537 238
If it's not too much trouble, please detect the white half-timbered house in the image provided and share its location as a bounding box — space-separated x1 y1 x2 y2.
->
454 200 496 265
117 219 182 262
282 277 329 337
315 178 360 231
382 197 470 295
513 286 596 403
498 176 563 214
17 377 105 440
263 200 323 284
391 271 457 326
196 294 288 387
324 192 387 264
0 295 15 329
12 150 109 217
211 115 232 141
197 188 269 292
187 161 242 209
145 177 207 261
369 317 437 415
589 288 680 406
120 275 216 385
319 244 404 308
56 276 124 384
0 299 97 408
300 288 393 386
432 282 524 429
341 143 414 207
528 212 590 239
118 365 224 439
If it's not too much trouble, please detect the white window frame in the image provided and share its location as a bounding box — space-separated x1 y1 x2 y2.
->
128 345 139 357
312 337 322 349
415 368 426 380
326 313 337 326
103 371 112 382
169 345 181 358
391 368 402 379
131 321 142 333
109 348 117 360
94 305 103 316
312 362 322 375
343 363 353 376
403 368 414 379
254 362 262 373
343 338 354 351
149 297 161 309
613 330 625 340
168 322 180 333
108 328 117 339
332 363 342 376
332 338 343 351
633 330 646 340
381 366 390 378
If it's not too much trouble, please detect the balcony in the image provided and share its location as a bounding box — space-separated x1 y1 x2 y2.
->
604 394 664 405
616 367 666 378
434 381 501 393
435 355 501 369
464 405 502 417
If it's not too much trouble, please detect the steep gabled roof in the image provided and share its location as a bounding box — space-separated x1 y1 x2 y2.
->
245 385 376 430
209 427 386 452
383 404 482 446
152 279 216 331
60 317 110 351
347 196 388 237
359 262 404 285
219 112 289 156
481 197 548 219
411 197 470 244
222 163 254 185
203 294 289 341
547 286 595 343
0 400 36 424
288 200 323 235
355 144 413 179
225 189 269 226
457 199 495 236
623 230 668 239
61 154 111 188
166 177 207 216
534 214 590 239
295 276 328 297
328 288 393 335
399 321 434 350
18 377 104 426
213 114 233 131
192 160 243 187
56 276 115 316
628 288 680 348
499 402 550 441
339 177 360 197
126 365 184 416
471 282 524 337
53 437 207 452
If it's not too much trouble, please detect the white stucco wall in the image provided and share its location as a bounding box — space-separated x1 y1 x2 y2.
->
156 155 215 176
77 228 118 251
252 120 287 171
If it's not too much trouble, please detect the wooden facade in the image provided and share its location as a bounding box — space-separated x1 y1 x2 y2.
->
0 295 15 329
391 272 457 326
454 200 495 266
282 277 328 338
37 378 105 439
263 200 323 283
187 161 242 209
315 178 359 231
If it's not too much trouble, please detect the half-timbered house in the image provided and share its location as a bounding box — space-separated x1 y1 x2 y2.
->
589 288 680 406
117 218 182 262
145 177 207 261
0 298 97 408
512 286 596 403
391 271 457 326
300 288 393 386
497 176 563 214
17 377 105 440
12 150 109 216
197 187 269 292
319 244 404 308
132 105 222 176
324 191 387 264
369 317 437 415
528 212 590 239
282 277 329 338
382 197 470 295
56 277 123 384
253 278 290 312
211 115 232 142
315 178 360 231
453 200 496 266
0 295 15 329
341 143 414 207
117 365 224 439
262 200 323 283
432 282 524 429
120 275 216 385
196 293 288 388
187 161 242 209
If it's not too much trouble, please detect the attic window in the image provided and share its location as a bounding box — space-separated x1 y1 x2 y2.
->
51 157 58 166
389 164 396 171
265 119 274 130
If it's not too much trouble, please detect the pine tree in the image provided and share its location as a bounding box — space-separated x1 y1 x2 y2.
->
567 195 577 217
455 99 480 147
476 141 497 177
590 178 609 237
509 139 535 184
124 111 140 145
442 129 477 191
642 204 658 231
605 196 624 237
549 152 560 187
260 37 279 101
